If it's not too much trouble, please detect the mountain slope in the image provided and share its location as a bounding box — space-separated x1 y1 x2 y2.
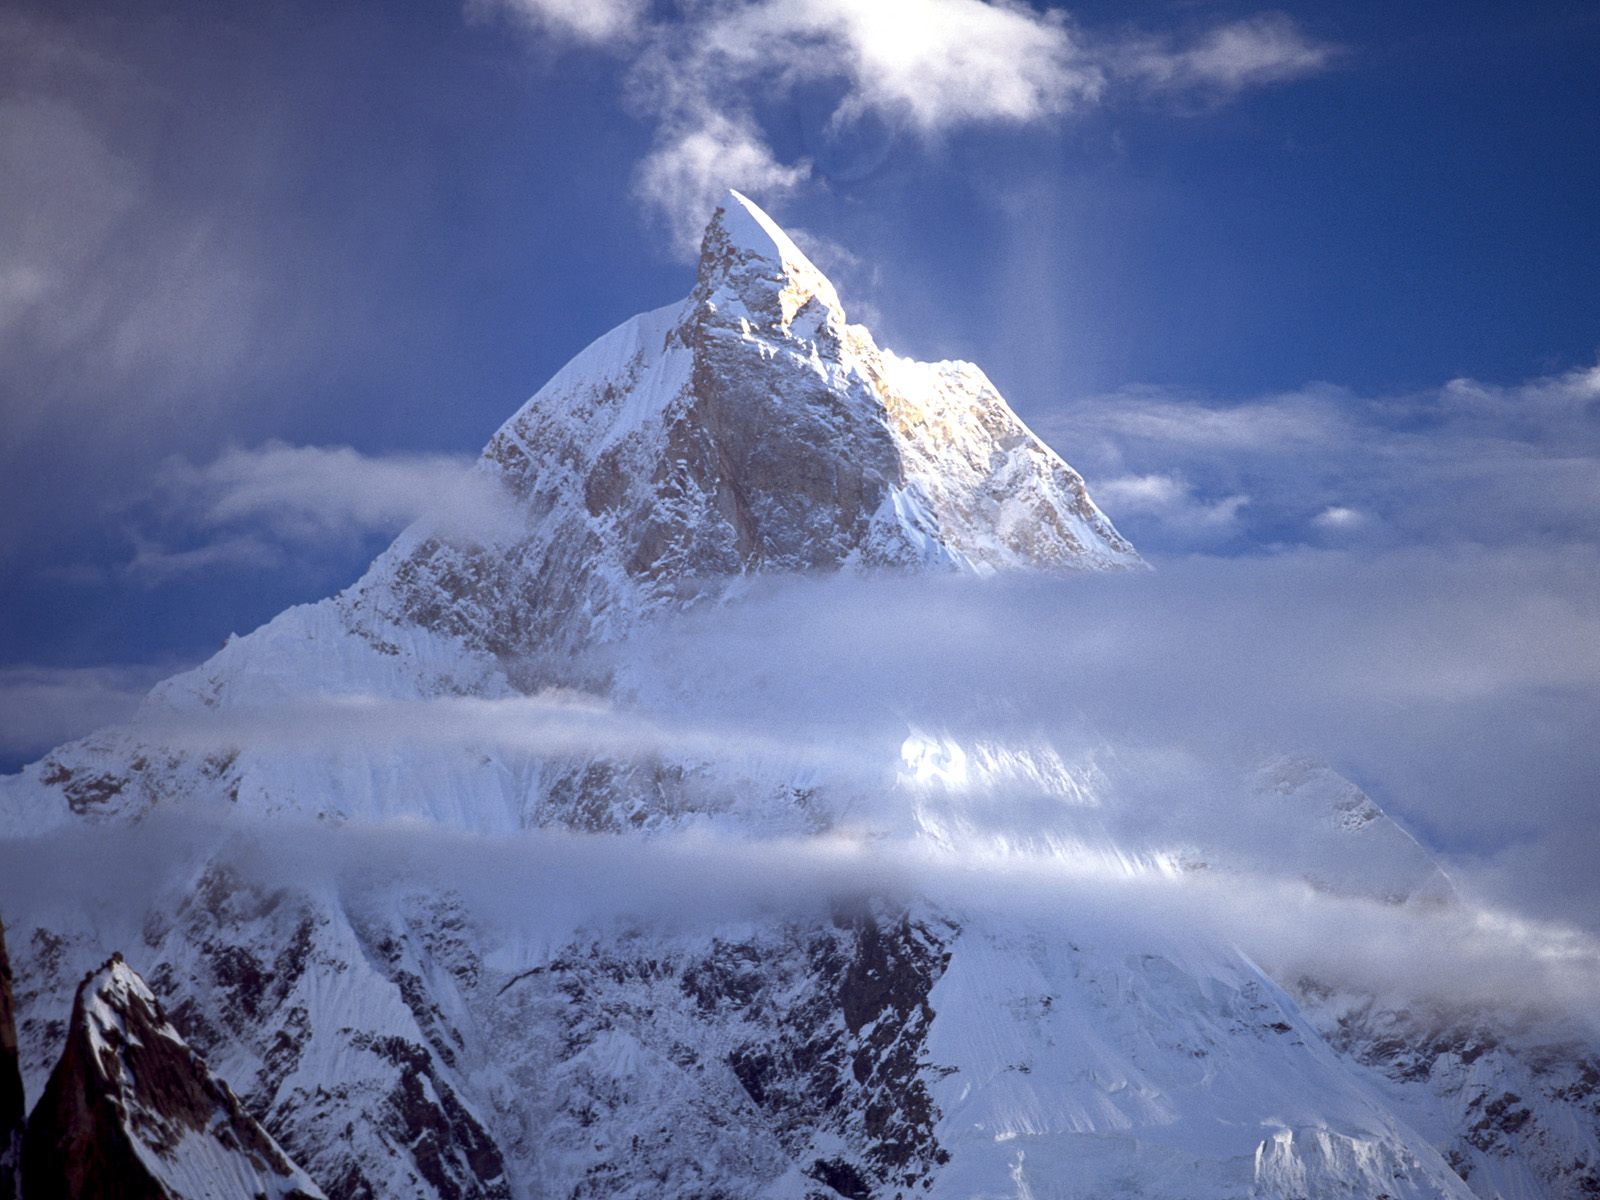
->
0 192 1590 1199
1 922 21 1200
19 954 323 1200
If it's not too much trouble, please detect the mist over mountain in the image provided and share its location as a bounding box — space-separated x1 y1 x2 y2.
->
0 192 1595 1200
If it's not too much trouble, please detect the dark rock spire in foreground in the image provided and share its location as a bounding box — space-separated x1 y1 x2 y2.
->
0 920 22 1200
20 953 323 1200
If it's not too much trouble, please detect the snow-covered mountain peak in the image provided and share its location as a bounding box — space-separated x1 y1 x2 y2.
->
2 196 1595 1200
332 189 1140 670
690 189 844 332
0 186 1142 837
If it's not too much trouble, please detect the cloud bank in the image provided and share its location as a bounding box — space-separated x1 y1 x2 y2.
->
119 441 515 582
2 803 1595 1031
21 536 1595 940
1042 361 1600 552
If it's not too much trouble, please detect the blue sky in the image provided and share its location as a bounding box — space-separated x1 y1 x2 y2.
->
1 1 1598 923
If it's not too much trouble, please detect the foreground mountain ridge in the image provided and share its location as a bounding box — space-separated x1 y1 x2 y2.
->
0 193 1595 1199
18 947 324 1200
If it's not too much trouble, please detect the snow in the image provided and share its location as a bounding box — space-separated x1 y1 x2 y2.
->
0 189 1591 1200
74 958 326 1200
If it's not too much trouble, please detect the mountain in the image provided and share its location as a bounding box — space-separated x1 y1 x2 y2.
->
0 191 1594 1199
1 190 1137 837
1 921 21 1200
20 954 323 1200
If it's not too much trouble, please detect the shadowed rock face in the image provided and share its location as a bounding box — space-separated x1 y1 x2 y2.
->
483 906 957 1200
20 954 323 1200
369 189 1140 674
1 921 22 1200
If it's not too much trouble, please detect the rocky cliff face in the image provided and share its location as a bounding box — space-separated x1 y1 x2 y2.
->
19 954 323 1200
0 192 1591 1200
1 921 22 1200
358 189 1139 680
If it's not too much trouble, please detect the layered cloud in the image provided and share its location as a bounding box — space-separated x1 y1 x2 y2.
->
2 778 1596 1025
15 533 1597 936
118 441 518 583
1041 361 1600 552
0 663 166 760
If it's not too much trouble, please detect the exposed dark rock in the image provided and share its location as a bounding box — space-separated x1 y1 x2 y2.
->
808 1157 871 1199
718 910 955 1194
347 1032 510 1200
20 953 324 1200
1 919 24 1200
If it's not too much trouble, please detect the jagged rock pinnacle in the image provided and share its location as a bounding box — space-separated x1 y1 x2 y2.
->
0 919 21 1200
692 189 844 331
21 955 324 1200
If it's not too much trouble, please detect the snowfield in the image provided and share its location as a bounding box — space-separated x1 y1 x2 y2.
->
0 191 1595 1200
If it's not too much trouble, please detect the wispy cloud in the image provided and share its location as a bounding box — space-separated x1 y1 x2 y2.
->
469 0 650 45
124 441 519 581
475 0 1338 254
0 12 317 562
124 535 288 585
0 663 168 759
634 112 813 252
1115 12 1338 98
1044 361 1600 552
3 802 1596 1025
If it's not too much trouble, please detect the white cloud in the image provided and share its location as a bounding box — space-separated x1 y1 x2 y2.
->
468 0 649 45
1095 472 1248 535
1117 12 1337 96
157 442 487 539
1095 472 1187 510
477 1 1337 255
634 111 812 254
1313 505 1365 531
702 0 1103 134
0 664 166 758
1044 362 1600 553
124 535 287 584
123 441 523 581
621 0 1105 250
1078 385 1347 450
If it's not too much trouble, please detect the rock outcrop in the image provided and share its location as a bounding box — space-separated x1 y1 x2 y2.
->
0 920 22 1200
20 954 322 1200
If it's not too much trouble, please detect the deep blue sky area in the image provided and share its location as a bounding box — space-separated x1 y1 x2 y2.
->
1 0 1597 718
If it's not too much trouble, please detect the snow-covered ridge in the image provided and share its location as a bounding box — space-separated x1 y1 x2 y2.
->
1 189 1138 834
21 952 324 1200
1 191 1594 1200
